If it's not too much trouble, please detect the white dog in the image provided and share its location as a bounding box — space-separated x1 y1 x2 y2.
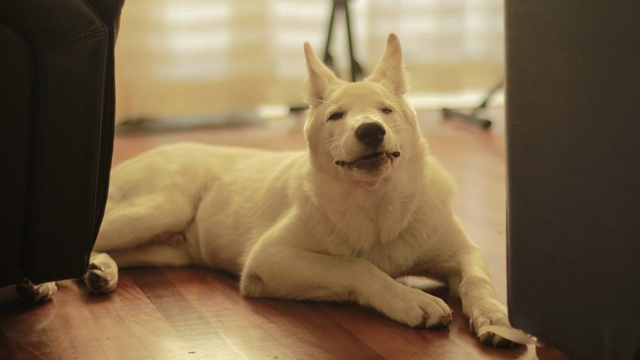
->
22 34 515 347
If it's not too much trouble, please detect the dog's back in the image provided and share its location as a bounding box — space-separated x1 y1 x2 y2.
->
95 143 304 257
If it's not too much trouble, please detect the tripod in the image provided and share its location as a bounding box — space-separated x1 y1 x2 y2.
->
291 0 363 112
323 0 364 82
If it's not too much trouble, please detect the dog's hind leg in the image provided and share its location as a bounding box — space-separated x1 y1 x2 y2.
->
93 242 193 295
84 252 119 293
85 242 194 294
88 143 219 293
108 242 194 268
87 188 199 293
93 193 196 253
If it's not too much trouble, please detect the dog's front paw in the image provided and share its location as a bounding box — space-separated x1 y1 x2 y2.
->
84 253 119 294
469 300 516 347
381 287 452 329
15 279 57 303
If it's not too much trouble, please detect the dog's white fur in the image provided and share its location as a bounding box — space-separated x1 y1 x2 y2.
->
56 34 513 346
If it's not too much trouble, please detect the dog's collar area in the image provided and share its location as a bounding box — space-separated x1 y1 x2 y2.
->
335 151 401 167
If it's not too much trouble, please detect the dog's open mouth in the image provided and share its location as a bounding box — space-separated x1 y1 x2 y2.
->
335 151 401 170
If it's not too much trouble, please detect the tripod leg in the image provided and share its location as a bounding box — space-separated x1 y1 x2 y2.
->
323 2 337 71
475 79 504 112
343 1 363 81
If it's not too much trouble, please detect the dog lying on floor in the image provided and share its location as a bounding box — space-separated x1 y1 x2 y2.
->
19 34 516 347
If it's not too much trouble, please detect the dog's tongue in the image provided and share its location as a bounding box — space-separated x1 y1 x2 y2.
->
354 152 386 170
359 152 385 161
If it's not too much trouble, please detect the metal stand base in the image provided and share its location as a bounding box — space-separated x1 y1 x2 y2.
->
441 79 503 130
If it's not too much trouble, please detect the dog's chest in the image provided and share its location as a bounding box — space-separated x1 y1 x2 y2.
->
352 226 428 277
354 184 422 237
332 196 408 248
319 194 445 277
320 207 429 276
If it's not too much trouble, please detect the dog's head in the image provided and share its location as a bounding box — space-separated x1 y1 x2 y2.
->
303 34 422 185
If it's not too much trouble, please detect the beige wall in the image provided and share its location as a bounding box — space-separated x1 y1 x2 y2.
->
115 0 504 123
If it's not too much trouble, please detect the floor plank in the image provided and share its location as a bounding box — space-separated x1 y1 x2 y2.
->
163 268 294 360
0 110 572 359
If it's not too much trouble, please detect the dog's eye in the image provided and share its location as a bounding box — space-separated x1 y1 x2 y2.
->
381 108 394 114
327 112 344 121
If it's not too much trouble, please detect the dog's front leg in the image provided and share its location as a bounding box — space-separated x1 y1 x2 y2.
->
440 216 514 347
241 220 452 329
454 247 513 346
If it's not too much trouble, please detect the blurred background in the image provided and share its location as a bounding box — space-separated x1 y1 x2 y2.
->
113 0 504 125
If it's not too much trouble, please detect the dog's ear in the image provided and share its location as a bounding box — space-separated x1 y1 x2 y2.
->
304 42 340 106
366 33 409 95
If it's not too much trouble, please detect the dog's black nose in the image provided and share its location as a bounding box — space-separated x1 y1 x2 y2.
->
355 122 386 147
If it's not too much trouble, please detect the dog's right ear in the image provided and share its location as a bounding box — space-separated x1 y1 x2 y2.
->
366 33 409 95
304 42 340 106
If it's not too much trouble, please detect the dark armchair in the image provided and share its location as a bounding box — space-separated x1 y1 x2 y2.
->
0 0 123 287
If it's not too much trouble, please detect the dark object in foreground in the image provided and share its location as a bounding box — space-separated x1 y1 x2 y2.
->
506 2 640 360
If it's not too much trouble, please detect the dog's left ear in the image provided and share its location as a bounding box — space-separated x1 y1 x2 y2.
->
366 33 409 95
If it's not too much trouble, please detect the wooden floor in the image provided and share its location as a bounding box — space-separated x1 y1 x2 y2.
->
0 110 571 359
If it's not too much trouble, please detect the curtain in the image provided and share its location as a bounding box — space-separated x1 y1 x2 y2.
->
114 0 504 123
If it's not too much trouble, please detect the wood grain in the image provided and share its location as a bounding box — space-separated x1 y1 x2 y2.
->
0 110 572 359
